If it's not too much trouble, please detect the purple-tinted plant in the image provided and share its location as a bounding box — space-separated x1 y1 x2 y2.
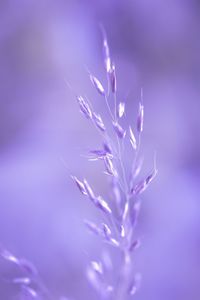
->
0 247 63 300
72 31 157 300
0 31 157 300
0 247 41 299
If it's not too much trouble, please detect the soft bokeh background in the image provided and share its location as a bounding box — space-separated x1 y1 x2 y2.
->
0 0 200 299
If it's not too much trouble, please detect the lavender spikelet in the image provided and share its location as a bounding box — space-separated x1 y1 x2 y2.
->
129 126 137 150
112 122 126 139
130 161 158 196
104 155 118 177
96 196 112 215
71 176 87 195
73 33 157 300
90 74 105 96
137 102 144 133
92 112 106 132
102 35 111 73
77 96 92 119
118 102 125 118
83 179 96 201
109 63 117 93
84 219 101 236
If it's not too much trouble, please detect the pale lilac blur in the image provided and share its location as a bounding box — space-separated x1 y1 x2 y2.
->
0 1 200 299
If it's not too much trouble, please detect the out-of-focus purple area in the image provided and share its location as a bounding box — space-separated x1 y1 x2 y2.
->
0 0 200 299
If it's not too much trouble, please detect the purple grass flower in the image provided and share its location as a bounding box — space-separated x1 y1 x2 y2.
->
88 149 108 161
108 238 120 248
131 167 157 196
102 36 111 73
91 261 103 275
96 196 112 214
129 126 137 150
120 225 126 238
129 240 141 252
109 63 117 93
137 103 144 133
84 220 101 236
21 285 38 299
90 74 105 96
131 179 146 196
0 248 19 264
128 273 142 296
118 102 125 118
92 112 106 132
73 29 157 300
71 176 87 195
83 179 96 201
77 96 92 119
104 155 118 177
0 26 158 300
103 141 112 155
146 167 158 185
90 149 106 157
87 265 102 292
102 223 112 238
0 247 50 299
131 157 143 179
112 121 126 139
122 202 129 222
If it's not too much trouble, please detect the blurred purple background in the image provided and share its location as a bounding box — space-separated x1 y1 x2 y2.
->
0 0 200 299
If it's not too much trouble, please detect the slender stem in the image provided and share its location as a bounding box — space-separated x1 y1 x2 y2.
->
103 92 127 195
106 71 110 97
113 92 128 195
106 211 120 240
114 93 117 121
130 132 142 184
117 137 128 194
104 94 114 121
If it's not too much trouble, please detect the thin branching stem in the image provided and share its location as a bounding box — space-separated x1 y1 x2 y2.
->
104 94 114 121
